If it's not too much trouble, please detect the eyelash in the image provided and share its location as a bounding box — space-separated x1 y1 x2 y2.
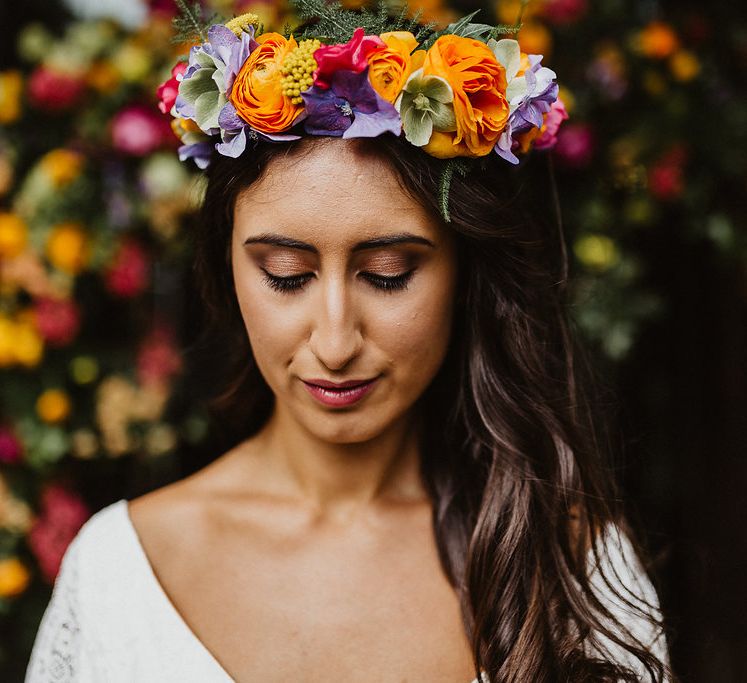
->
260 269 415 294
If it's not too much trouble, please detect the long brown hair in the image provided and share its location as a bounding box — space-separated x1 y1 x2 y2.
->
191 134 669 682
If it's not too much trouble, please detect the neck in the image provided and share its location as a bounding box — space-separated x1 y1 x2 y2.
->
255 403 428 521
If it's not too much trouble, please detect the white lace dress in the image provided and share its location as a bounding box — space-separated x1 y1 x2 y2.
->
24 499 669 682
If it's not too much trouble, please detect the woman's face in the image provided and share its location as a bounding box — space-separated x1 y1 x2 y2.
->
231 140 458 444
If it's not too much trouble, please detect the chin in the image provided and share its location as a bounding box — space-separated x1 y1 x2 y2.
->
299 410 394 445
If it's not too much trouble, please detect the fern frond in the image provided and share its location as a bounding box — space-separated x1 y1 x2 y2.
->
438 158 472 223
172 0 214 44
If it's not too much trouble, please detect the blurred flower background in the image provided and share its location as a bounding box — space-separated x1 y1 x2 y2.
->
1 0 745 680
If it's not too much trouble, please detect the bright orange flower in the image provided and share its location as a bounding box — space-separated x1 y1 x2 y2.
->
229 33 302 134
421 34 509 158
367 31 426 103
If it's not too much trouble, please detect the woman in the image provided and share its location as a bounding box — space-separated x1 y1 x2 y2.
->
26 10 670 683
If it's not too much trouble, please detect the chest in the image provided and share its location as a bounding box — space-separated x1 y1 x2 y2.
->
147 515 476 682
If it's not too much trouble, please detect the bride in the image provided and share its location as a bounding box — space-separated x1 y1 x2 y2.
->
25 8 670 682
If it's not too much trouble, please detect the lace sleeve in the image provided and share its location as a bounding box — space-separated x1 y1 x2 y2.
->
587 525 671 681
24 535 85 683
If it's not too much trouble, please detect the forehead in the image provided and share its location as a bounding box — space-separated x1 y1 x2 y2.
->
233 140 442 249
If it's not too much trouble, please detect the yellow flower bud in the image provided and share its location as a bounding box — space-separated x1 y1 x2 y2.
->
36 388 72 423
0 557 30 598
0 212 27 259
46 222 89 275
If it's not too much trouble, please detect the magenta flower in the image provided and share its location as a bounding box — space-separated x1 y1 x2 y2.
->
33 296 81 347
0 427 23 465
534 98 569 150
111 105 172 156
554 122 595 168
105 240 150 298
27 67 85 111
312 28 385 89
157 61 187 115
137 325 183 388
27 484 89 583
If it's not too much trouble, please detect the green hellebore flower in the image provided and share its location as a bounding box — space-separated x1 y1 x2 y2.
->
394 68 456 147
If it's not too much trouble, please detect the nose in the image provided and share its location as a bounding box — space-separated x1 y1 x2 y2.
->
308 273 364 371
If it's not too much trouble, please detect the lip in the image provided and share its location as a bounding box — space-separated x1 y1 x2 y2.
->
302 377 380 407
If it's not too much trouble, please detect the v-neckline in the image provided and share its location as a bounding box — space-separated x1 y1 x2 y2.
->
118 498 236 681
116 498 484 683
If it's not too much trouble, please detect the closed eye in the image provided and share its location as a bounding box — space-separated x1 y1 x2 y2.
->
260 269 416 294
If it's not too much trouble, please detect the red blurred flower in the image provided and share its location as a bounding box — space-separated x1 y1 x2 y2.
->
313 28 385 89
111 104 172 156
27 484 89 583
157 62 187 115
33 296 81 347
541 0 588 25
137 325 183 388
27 67 85 111
648 146 687 200
148 0 179 17
0 427 23 464
554 123 595 168
105 240 150 298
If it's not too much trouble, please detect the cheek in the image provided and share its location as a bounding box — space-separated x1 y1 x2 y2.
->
233 257 306 374
374 272 456 381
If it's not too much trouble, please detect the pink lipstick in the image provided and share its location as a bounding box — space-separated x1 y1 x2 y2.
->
302 377 379 407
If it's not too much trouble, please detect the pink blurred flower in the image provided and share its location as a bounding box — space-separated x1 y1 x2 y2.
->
27 484 89 583
534 98 569 150
0 427 23 464
157 62 187 115
33 296 81 347
554 123 595 168
105 240 150 298
137 325 183 388
105 240 150 299
111 104 172 156
542 0 588 25
313 28 385 89
27 67 85 111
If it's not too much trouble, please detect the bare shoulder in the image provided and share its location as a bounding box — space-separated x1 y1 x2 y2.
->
127 444 256 553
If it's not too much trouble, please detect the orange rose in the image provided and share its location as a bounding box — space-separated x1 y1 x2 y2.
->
367 31 426 103
421 35 509 158
229 33 302 134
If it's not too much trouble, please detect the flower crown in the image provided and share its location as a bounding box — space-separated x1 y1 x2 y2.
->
159 1 568 220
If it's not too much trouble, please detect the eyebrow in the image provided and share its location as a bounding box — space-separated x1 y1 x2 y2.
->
242 232 435 253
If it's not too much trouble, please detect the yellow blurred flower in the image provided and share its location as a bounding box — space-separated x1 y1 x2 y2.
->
557 85 575 114
0 213 27 259
574 234 620 272
518 21 553 58
0 71 22 125
87 61 121 93
495 0 541 24
36 389 72 423
46 222 89 275
0 154 13 197
39 149 84 187
0 556 30 598
111 42 152 82
669 50 700 82
10 318 44 368
638 21 679 60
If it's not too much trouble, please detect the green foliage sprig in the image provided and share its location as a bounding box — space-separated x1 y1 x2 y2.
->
290 0 433 44
171 0 219 44
439 158 471 223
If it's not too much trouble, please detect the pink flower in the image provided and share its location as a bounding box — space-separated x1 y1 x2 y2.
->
541 0 588 25
0 427 23 464
137 325 183 388
157 62 187 115
534 98 569 150
554 123 595 168
27 67 85 111
33 296 81 347
105 240 151 298
27 484 89 583
313 28 385 89
111 104 172 156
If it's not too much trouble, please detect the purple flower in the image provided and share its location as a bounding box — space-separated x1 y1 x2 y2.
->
214 102 301 158
301 67 401 139
174 25 257 133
